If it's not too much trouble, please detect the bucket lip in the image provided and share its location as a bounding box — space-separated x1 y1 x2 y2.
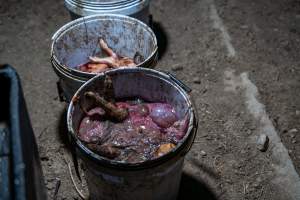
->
65 2 149 18
67 67 197 170
50 14 157 77
51 59 88 83
65 0 149 12
66 0 138 5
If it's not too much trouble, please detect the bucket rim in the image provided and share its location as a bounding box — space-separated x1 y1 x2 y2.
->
50 14 158 77
51 59 87 83
67 67 198 170
65 0 149 11
64 0 150 19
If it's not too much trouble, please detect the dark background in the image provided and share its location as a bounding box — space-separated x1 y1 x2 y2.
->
0 0 300 199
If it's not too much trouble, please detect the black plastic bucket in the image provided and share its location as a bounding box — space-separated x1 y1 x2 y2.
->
67 67 198 200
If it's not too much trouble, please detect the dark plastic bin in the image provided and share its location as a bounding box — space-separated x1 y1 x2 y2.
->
0 65 47 200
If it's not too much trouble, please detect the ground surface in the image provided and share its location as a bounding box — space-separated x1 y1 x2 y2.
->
0 0 300 199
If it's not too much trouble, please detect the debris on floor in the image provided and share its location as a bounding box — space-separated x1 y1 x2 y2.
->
257 134 269 152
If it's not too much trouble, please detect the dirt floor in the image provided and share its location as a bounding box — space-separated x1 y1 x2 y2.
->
1 0 300 199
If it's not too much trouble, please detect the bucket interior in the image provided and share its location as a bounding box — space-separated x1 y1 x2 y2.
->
68 68 194 164
52 15 157 69
73 0 137 4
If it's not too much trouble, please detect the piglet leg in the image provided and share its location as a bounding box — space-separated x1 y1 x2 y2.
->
84 91 128 122
89 56 118 68
99 38 118 59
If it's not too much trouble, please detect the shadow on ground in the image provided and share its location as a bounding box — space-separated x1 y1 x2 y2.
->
151 21 168 60
57 107 217 199
57 107 83 179
178 173 217 200
57 107 69 147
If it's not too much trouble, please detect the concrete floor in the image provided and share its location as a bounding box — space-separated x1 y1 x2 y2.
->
0 0 300 199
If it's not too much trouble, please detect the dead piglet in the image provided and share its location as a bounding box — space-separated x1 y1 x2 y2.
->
77 38 136 73
89 56 117 68
84 91 129 122
98 38 136 68
89 56 135 68
88 39 136 70
117 57 136 67
79 62 109 73
99 38 118 59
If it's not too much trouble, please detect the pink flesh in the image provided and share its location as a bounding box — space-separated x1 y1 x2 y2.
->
78 117 105 143
147 103 178 128
86 107 105 116
99 38 118 59
116 103 161 131
78 107 106 143
78 101 189 162
165 114 189 143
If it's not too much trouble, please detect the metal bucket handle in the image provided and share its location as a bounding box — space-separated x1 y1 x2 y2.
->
180 110 198 157
160 70 197 157
69 134 82 181
161 71 192 94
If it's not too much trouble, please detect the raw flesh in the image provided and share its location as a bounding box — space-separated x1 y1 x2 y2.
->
78 100 189 163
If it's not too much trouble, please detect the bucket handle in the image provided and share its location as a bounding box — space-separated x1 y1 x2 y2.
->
162 71 192 93
181 111 198 156
69 136 82 181
161 70 196 155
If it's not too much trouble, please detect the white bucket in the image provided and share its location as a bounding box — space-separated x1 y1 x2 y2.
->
65 0 150 24
51 14 158 101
